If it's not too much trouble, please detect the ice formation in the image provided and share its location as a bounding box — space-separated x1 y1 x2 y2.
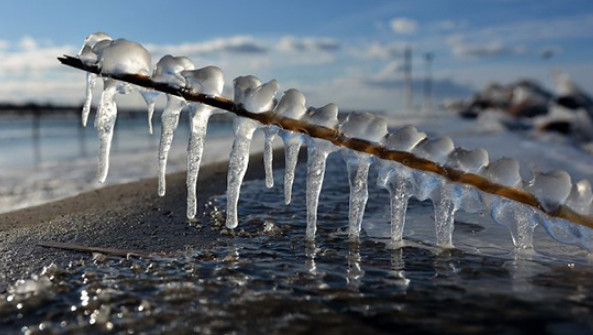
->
274 89 307 204
303 103 339 240
339 112 388 240
92 39 151 183
377 126 426 246
78 32 112 127
182 66 225 219
152 55 195 196
66 33 593 255
226 76 279 228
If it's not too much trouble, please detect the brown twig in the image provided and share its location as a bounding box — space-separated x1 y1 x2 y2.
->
58 55 593 230
38 241 154 258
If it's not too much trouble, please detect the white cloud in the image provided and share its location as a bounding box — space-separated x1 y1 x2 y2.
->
447 36 528 59
277 36 339 52
18 36 37 50
390 18 418 34
145 36 267 56
353 42 410 59
0 44 76 75
435 20 468 31
0 40 9 49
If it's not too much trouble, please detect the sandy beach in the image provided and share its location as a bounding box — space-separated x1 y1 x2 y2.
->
0 150 285 291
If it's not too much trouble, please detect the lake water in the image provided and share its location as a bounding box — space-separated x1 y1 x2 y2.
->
1 156 593 334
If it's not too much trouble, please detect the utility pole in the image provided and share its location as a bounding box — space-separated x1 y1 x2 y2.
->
423 52 434 112
404 46 413 111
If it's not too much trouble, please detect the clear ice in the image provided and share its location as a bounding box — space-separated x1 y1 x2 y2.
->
274 89 307 204
339 112 388 240
77 32 112 127
411 137 457 247
91 38 151 183
263 127 278 188
226 76 279 228
303 103 339 240
182 66 225 219
377 126 426 246
140 89 160 134
152 55 196 196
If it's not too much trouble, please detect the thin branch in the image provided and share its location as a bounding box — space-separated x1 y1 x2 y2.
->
38 241 154 258
58 55 593 230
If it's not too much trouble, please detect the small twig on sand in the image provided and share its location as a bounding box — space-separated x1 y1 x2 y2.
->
38 241 155 258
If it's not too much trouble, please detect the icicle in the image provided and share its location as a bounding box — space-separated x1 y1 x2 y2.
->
412 136 455 247
182 66 225 219
263 127 277 188
305 139 335 239
82 72 96 127
378 126 426 246
140 90 159 134
226 76 279 229
151 55 195 196
432 182 457 248
273 89 307 204
339 112 388 240
382 166 414 246
304 103 339 240
158 96 186 196
280 131 303 204
186 107 212 218
96 79 118 183
490 197 540 250
227 118 259 228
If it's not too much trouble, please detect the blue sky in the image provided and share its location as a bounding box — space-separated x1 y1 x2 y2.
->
0 0 591 111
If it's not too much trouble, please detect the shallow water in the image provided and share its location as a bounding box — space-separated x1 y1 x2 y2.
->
2 155 593 334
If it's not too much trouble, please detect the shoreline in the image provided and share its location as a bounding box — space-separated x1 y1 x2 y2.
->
0 150 285 291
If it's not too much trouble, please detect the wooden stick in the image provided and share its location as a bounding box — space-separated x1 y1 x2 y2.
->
38 241 154 258
57 55 593 230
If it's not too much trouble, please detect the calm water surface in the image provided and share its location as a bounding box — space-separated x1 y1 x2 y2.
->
1 156 593 334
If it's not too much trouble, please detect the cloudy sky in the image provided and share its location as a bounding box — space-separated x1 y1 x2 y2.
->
0 0 591 112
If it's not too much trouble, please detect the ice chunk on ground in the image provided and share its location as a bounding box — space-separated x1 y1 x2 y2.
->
412 137 455 164
275 89 307 204
482 157 522 188
182 66 225 219
226 77 279 228
303 104 340 240
94 39 151 77
154 55 195 196
526 170 571 211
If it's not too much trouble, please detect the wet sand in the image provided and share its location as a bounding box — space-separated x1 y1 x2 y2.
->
0 150 284 291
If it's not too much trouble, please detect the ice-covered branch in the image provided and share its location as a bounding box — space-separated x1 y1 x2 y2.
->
58 54 593 232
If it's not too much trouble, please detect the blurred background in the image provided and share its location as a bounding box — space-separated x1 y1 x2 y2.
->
1 0 592 212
